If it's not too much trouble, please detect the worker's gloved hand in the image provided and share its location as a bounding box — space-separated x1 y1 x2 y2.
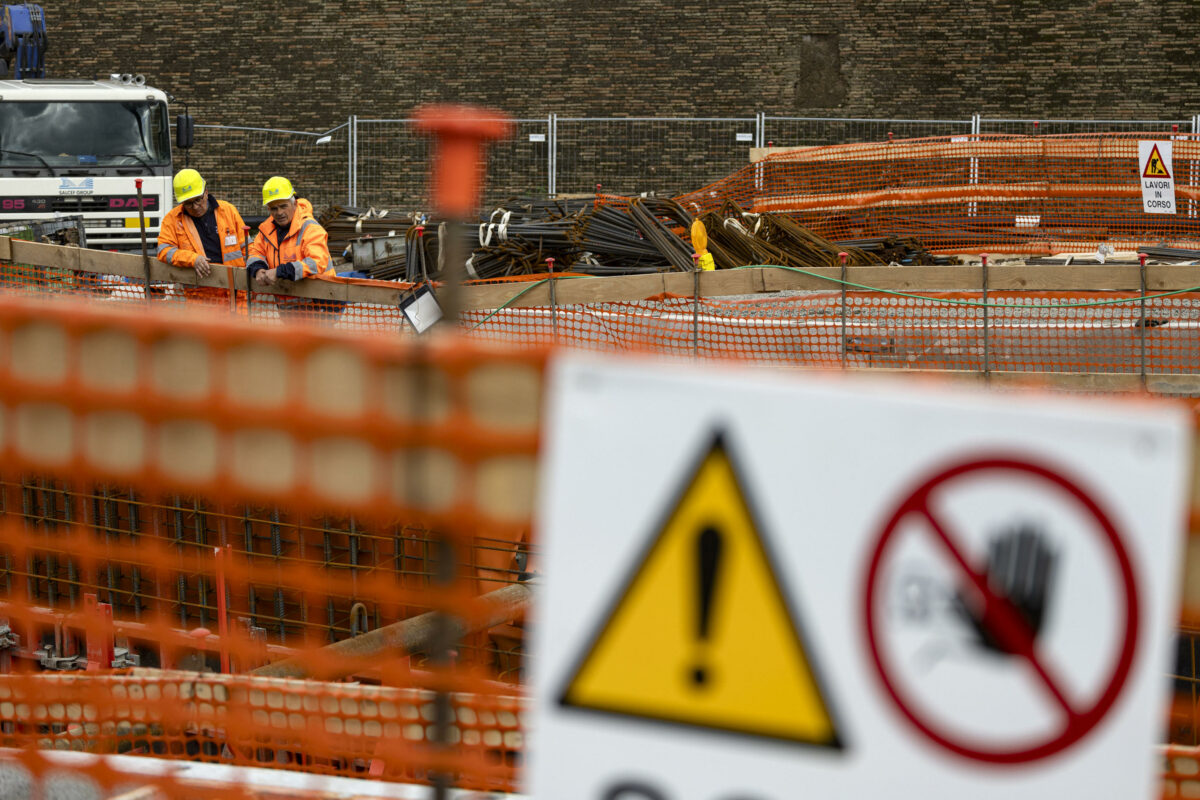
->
275 262 301 281
192 254 211 278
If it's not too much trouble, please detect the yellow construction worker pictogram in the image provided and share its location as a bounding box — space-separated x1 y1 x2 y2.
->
558 432 843 748
1143 143 1171 179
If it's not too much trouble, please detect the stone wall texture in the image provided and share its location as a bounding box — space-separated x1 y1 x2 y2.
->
47 0 1200 125
38 0 1200 206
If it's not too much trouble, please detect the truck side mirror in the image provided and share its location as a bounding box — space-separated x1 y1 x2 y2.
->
175 113 194 150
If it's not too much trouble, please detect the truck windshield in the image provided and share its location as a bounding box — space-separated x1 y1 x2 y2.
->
0 101 170 168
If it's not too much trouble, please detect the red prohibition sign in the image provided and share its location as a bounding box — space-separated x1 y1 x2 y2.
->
862 456 1139 764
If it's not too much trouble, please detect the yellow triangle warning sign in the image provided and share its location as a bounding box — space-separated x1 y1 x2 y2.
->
558 432 843 748
1144 143 1172 178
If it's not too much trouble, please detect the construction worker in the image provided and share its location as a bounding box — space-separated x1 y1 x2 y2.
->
246 176 334 287
158 168 248 277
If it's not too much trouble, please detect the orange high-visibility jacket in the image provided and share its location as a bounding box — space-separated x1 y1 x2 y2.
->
156 197 248 268
246 198 333 281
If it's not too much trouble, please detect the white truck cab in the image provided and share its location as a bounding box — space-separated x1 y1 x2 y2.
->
0 76 174 250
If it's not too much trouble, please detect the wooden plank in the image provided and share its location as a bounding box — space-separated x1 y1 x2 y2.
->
1147 374 1200 395
843 266 974 292
751 146 815 163
661 269 766 298
695 268 766 297
1 237 412 305
986 265 1200 292
984 372 1144 392
465 277 560 310
5 238 1200 311
561 273 666 304
255 276 407 305
840 368 1200 394
760 264 1200 293
759 266 991 293
502 270 768 308
1147 265 1200 292
759 266 839 292
10 239 82 272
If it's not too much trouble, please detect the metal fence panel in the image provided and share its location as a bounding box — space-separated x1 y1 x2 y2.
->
354 118 550 212
183 123 351 214
554 117 759 196
762 117 974 147
180 115 1200 219
977 118 1192 136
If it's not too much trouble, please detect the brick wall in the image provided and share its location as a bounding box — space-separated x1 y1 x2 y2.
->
49 0 1200 124
42 0 1200 206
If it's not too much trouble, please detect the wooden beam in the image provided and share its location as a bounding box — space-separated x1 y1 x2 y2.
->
250 582 533 680
3 238 412 305
758 264 1200 293
462 264 1200 307
5 237 1200 312
471 269 770 310
830 368 1200 395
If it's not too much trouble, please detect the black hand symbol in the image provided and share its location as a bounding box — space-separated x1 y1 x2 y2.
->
957 524 1057 655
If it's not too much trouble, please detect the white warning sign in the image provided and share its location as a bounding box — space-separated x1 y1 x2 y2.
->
530 353 1190 800
1139 140 1176 214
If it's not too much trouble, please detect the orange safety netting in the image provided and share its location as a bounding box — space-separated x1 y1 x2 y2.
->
675 133 1200 254
0 259 416 331
465 290 1200 378
1 483 526 660
1162 745 1200 798
0 290 1189 797
3 256 1200 390
0 290 540 796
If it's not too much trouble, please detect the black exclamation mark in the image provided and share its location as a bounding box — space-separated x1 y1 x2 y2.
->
692 524 724 688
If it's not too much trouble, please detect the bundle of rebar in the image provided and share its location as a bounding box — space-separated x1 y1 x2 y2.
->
696 201 882 269
835 236 945 265
320 205 414 260
570 204 669 267
465 201 676 279
626 197 697 272
319 197 938 282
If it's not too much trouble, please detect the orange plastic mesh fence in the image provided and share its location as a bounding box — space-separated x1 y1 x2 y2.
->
3 237 1200 391
0 289 1193 796
0 670 524 785
0 289 541 795
0 258 414 331
675 133 1200 254
465 290 1200 377
0 481 527 652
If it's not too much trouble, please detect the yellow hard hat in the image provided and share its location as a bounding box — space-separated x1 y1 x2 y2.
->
173 168 205 204
262 176 295 205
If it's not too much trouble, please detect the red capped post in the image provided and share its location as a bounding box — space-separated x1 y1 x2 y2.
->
413 105 512 218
